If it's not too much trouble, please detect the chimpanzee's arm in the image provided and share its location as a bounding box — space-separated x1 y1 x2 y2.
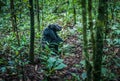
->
49 30 63 43
49 30 58 41
55 32 63 42
53 32 63 43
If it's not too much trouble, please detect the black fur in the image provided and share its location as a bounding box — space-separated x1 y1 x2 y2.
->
42 24 63 53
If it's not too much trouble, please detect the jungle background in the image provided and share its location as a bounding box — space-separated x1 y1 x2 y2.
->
0 0 120 81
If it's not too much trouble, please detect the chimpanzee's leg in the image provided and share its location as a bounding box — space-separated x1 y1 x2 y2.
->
49 44 58 54
54 45 58 53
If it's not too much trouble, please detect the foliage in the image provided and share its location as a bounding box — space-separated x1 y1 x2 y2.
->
44 57 66 76
0 0 120 81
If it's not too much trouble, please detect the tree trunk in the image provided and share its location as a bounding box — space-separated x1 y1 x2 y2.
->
104 0 108 39
88 0 94 81
10 0 20 46
73 0 76 25
41 0 44 27
29 0 35 64
93 0 106 81
36 0 40 31
81 0 91 81
10 0 16 32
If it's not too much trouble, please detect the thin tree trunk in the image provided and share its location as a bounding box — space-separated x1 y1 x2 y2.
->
88 0 94 81
10 0 16 32
73 0 76 25
81 0 91 81
36 0 40 31
29 0 35 64
35 0 40 31
93 0 106 81
41 0 44 27
10 0 20 46
104 0 108 39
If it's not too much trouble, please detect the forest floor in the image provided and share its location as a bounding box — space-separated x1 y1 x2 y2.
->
0 31 120 81
0 33 83 81
23 34 120 81
24 34 83 81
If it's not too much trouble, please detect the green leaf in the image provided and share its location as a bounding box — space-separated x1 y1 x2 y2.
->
101 67 108 76
81 72 87 80
47 57 56 63
23 0 28 2
55 58 64 66
80 60 85 67
55 63 67 70
0 67 6 73
47 57 56 68
113 58 120 67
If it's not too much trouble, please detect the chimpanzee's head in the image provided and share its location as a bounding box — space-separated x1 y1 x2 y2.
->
48 24 62 31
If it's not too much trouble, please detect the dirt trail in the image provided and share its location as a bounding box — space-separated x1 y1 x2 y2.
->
53 35 83 80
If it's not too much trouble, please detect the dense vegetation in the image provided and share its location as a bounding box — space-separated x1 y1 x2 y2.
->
0 0 120 81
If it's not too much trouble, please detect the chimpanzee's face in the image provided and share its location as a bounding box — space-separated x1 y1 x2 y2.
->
48 24 62 31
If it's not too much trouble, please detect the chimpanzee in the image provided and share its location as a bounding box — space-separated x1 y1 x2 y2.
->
42 24 63 53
